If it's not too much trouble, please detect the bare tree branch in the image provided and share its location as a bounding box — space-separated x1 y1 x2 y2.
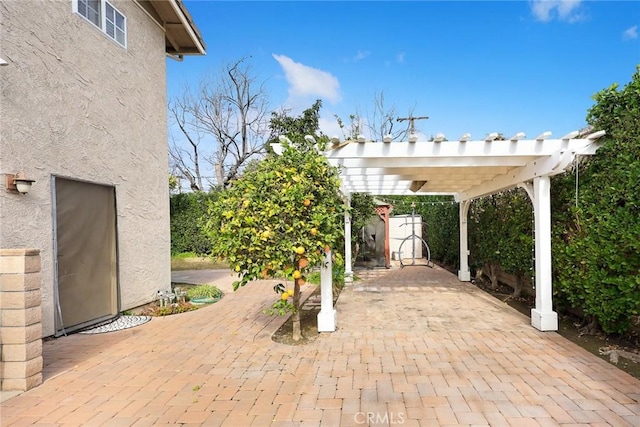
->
335 91 415 142
368 91 413 142
168 57 270 190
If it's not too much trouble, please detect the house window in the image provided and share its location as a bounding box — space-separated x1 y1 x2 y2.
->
73 0 127 48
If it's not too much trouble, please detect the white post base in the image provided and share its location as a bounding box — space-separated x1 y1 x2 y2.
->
531 309 558 331
344 272 353 284
317 309 337 332
458 270 471 281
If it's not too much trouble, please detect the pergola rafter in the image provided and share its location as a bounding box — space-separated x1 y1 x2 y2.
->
273 129 605 333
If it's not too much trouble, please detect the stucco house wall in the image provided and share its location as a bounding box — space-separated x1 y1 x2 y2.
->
0 0 172 336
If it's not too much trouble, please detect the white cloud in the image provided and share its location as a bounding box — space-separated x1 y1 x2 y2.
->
623 25 638 40
272 54 341 104
530 0 584 23
319 114 344 140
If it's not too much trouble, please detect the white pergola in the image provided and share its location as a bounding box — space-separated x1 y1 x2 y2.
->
275 129 605 333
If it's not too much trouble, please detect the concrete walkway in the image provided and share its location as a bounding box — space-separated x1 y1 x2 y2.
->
2 265 639 426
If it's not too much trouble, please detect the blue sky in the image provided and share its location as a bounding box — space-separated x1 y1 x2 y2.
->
167 0 639 141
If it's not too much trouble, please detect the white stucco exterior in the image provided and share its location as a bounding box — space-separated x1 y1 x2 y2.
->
0 0 189 336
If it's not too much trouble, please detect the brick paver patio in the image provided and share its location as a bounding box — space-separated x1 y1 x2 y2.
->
2 265 639 426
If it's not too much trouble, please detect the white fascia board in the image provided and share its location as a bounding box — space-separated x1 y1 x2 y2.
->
168 0 206 54
458 149 576 201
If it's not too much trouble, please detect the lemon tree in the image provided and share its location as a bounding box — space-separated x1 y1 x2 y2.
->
204 132 344 340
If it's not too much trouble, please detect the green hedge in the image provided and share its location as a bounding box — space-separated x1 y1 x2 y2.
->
170 191 219 255
550 68 640 334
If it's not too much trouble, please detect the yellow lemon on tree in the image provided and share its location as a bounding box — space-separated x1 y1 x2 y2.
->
303 199 311 207
281 293 289 301
295 246 305 255
292 270 302 279
234 265 241 272
287 289 294 296
310 228 318 236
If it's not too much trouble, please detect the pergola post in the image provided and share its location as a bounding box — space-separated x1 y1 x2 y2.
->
343 196 353 283
317 249 336 332
458 200 471 281
530 176 558 331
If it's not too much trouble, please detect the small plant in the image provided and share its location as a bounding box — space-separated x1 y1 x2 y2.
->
186 284 223 300
264 283 296 316
145 301 197 316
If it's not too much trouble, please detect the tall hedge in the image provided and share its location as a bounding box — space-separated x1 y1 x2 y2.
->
551 67 640 333
170 191 220 255
468 188 533 294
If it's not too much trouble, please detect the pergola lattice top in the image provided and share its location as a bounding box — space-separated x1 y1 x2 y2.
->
323 130 605 200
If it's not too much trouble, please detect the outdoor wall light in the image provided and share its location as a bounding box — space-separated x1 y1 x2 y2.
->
5 172 35 194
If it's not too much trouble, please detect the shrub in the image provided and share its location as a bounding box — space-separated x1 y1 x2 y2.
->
186 284 223 300
170 191 220 255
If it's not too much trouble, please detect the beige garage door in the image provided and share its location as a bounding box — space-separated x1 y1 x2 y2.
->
53 177 119 335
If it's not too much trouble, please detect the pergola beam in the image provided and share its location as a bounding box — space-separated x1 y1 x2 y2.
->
325 138 596 160
334 156 532 168
457 149 576 201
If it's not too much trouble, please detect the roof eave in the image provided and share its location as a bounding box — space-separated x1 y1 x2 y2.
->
169 0 206 55
146 0 206 56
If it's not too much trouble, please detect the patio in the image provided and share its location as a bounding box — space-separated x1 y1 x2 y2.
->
2 265 638 426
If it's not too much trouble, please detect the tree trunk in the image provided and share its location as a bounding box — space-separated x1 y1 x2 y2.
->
292 278 302 341
579 316 599 336
487 263 499 290
513 274 523 298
